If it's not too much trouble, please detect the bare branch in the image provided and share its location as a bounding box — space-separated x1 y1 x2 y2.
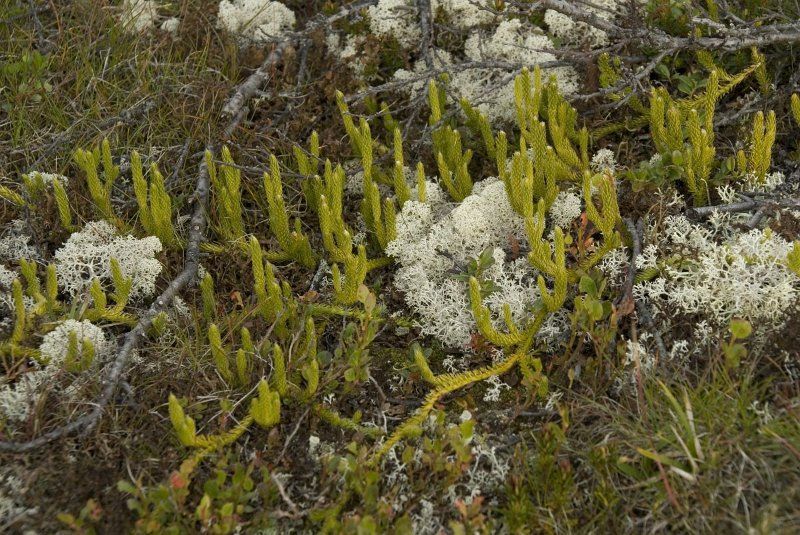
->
222 41 291 134
417 0 434 70
539 0 800 52
690 197 800 217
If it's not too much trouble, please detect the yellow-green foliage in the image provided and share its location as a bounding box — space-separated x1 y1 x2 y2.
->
63 330 95 372
751 47 770 95
363 175 397 250
392 128 411 207
0 258 140 364
0 185 26 206
44 263 58 312
19 259 41 303
169 394 201 447
415 162 426 202
263 154 316 268
200 271 216 323
317 162 351 262
271 343 287 397
526 205 569 312
250 379 281 428
249 237 296 337
514 68 588 181
109 255 133 305
583 172 619 236
314 404 382 437
149 312 169 338
235 328 254 387
461 98 496 159
372 351 526 464
792 94 800 126
336 91 398 250
359 123 395 248
301 357 319 397
73 138 120 222
469 278 528 347
296 130 326 213
649 72 722 205
412 344 437 385
504 136 558 217
578 173 623 272
787 242 800 277
131 151 178 247
736 110 776 185
11 279 26 345
13 172 74 231
336 90 367 159
429 80 473 201
207 147 246 244
295 130 320 176
208 323 234 384
50 178 73 231
332 245 368 305
684 109 715 205
1 264 59 360
168 394 257 455
83 258 136 325
21 173 48 201
596 52 648 115
377 68 626 459
598 56 761 142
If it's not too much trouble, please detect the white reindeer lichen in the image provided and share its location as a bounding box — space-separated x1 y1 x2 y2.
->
217 0 296 44
388 178 567 348
54 220 163 300
633 216 800 327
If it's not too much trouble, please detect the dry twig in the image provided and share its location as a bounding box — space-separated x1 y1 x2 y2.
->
416 0 434 70
690 197 800 225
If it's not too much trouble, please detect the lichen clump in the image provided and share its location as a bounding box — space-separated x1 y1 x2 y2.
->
216 0 296 44
54 220 163 300
39 319 111 367
394 19 580 124
634 217 800 326
388 179 569 348
0 320 110 423
119 0 160 33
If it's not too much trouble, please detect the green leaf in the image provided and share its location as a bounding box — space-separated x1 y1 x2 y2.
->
724 343 747 369
587 298 604 322
117 480 138 495
729 318 752 340
636 447 685 470
579 275 597 296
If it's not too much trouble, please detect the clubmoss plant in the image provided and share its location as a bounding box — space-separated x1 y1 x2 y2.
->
207 147 246 245
249 236 295 338
73 139 121 224
429 80 474 202
250 378 281 428
262 154 316 268
735 110 777 187
50 177 74 231
131 150 178 248
336 91 398 249
788 242 800 277
381 67 625 459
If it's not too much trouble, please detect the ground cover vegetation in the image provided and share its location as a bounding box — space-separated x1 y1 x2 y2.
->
1 0 800 532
